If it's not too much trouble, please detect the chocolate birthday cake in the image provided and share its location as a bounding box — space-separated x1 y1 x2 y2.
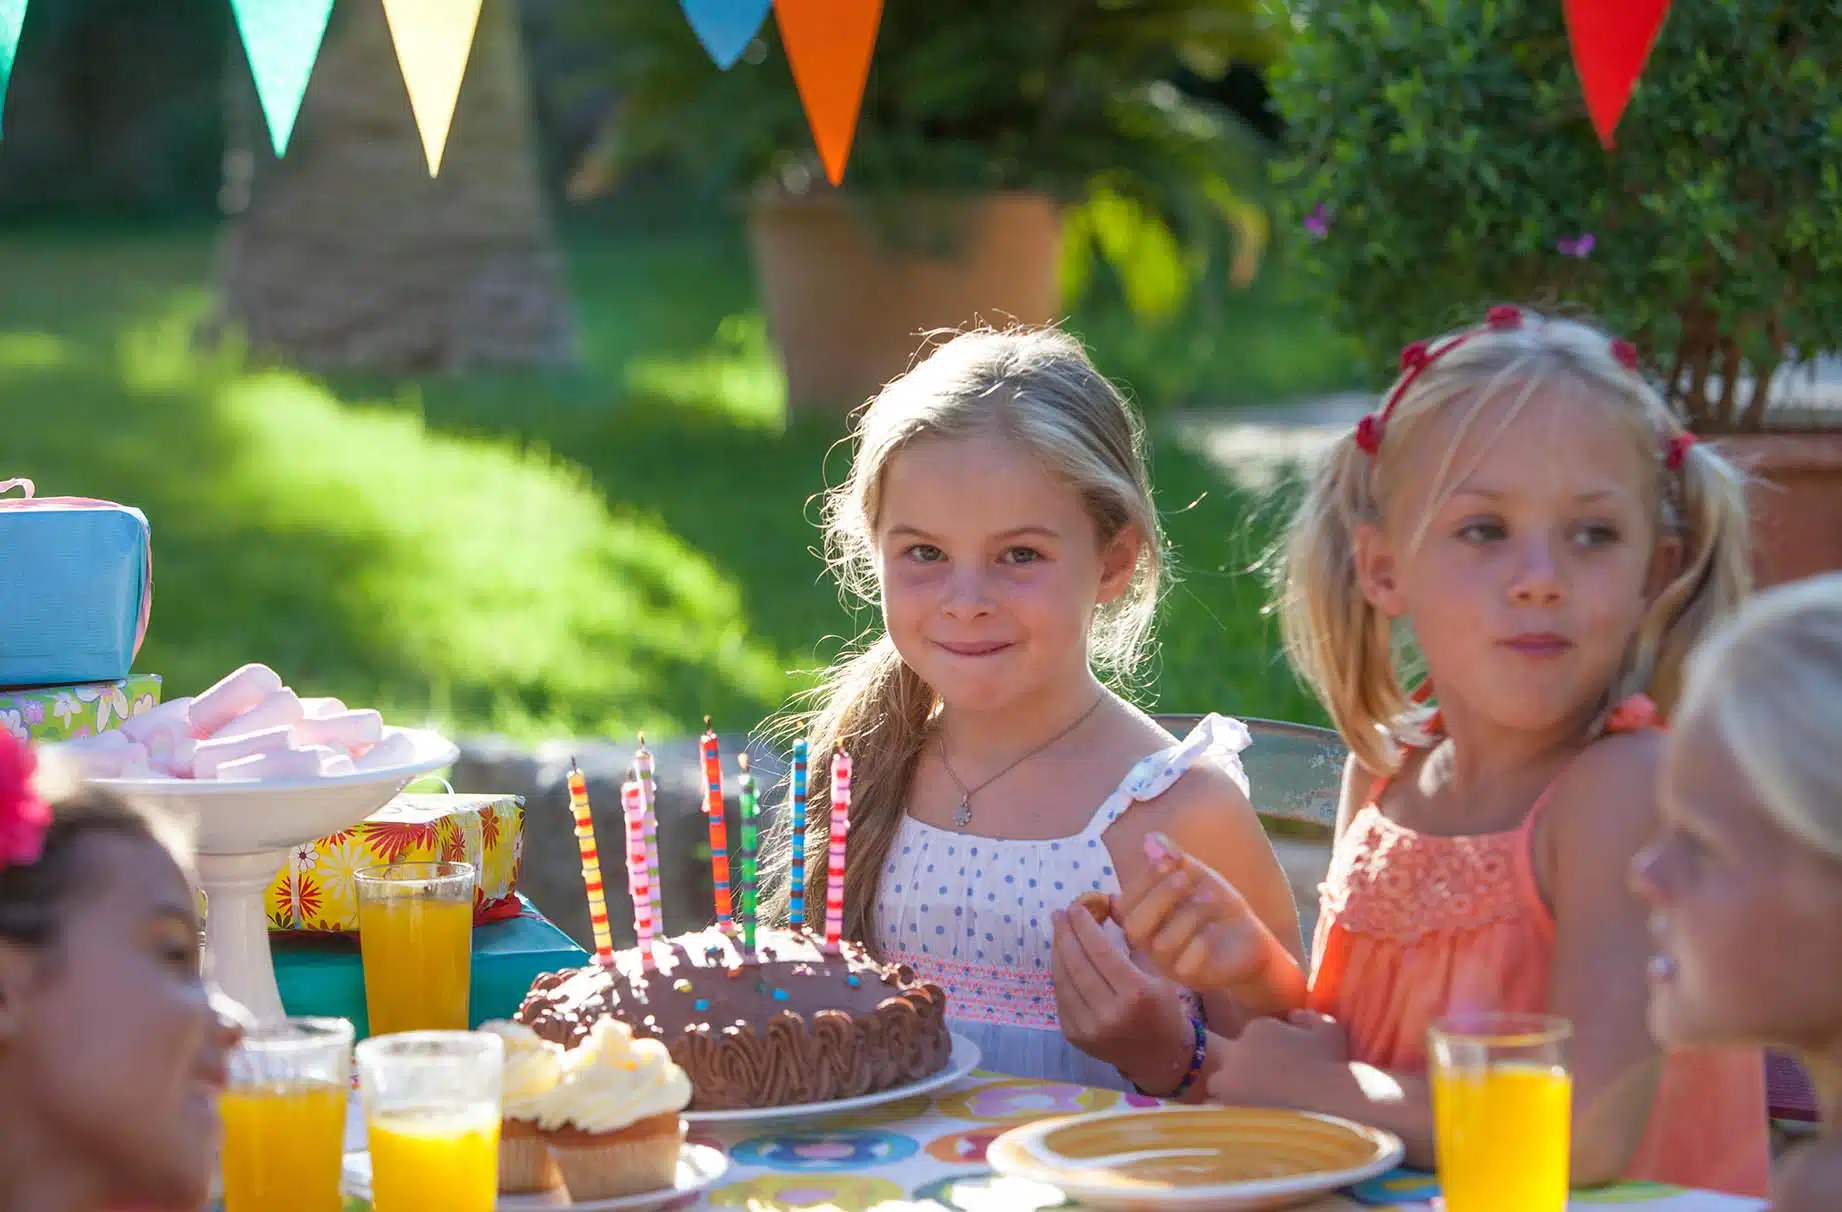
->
516 926 952 1111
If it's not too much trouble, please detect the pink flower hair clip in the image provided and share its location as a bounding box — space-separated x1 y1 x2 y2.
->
1353 305 1525 457
0 732 51 872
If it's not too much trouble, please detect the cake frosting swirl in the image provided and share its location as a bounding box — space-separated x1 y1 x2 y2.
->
532 1019 691 1134
517 926 952 1111
477 1020 564 1122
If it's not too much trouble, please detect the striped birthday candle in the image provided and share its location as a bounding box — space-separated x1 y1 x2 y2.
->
566 758 614 962
825 749 851 953
790 737 809 928
699 718 736 934
620 778 655 967
634 733 664 935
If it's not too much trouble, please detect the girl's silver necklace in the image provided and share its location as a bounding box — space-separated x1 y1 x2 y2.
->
937 695 1105 830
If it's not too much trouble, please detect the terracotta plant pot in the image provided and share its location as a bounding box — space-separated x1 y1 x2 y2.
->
1716 432 1842 588
747 190 1064 413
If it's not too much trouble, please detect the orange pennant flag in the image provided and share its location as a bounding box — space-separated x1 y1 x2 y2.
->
380 0 485 176
773 0 882 186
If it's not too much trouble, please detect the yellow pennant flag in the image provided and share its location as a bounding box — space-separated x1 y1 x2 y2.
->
380 0 484 176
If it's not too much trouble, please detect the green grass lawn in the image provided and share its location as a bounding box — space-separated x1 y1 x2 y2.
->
0 219 1332 744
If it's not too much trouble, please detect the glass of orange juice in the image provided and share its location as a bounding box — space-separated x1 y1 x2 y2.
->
1430 1012 1573 1212
356 861 475 1036
221 1016 354 1212
357 1029 503 1212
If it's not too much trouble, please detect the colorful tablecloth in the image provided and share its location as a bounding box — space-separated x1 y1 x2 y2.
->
341 1071 1767 1211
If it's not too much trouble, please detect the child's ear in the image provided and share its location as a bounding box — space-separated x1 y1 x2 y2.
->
1096 526 1143 606
1354 523 1406 617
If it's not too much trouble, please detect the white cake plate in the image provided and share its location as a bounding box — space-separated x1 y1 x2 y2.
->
94 726 459 1024
683 1032 981 1126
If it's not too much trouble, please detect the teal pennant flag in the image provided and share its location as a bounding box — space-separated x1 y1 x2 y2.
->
0 0 28 139
230 0 336 156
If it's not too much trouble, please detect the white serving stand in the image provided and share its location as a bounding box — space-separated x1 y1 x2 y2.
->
94 727 459 1023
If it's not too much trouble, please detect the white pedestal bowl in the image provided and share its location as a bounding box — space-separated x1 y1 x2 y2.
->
94 726 460 1023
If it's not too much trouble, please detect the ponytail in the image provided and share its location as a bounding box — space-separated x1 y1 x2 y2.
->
1277 435 1406 775
1618 439 1752 715
761 635 936 949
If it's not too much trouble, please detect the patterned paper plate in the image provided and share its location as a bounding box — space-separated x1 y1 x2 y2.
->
987 1105 1403 1212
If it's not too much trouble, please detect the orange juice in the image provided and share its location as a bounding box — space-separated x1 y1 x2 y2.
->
1433 1061 1572 1212
358 895 471 1035
220 1079 347 1212
367 1107 499 1212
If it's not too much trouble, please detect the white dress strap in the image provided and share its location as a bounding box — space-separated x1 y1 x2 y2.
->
1082 713 1252 836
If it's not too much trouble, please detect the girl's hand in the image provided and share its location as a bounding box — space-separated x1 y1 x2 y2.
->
1050 905 1196 1095
1206 1010 1349 1107
1115 832 1275 994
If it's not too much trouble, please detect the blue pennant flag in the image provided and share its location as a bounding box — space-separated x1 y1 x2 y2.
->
680 0 771 70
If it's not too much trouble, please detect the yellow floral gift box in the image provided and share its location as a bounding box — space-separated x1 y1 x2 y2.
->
265 792 526 933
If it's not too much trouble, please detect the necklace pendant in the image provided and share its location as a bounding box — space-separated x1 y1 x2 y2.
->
954 794 972 830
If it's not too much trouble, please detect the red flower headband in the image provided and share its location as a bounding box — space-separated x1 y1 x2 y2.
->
1353 305 1697 470
0 731 51 873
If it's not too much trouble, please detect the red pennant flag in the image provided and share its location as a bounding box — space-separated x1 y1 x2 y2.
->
774 0 883 186
1564 0 1672 148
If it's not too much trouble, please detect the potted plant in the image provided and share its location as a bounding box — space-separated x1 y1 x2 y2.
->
564 0 1284 411
1268 1 1842 586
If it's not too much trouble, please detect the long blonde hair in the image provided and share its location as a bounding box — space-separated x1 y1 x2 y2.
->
764 326 1164 947
1678 574 1842 864
1277 308 1752 774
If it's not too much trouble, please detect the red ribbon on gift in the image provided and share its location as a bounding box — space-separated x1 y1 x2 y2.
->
1564 0 1673 148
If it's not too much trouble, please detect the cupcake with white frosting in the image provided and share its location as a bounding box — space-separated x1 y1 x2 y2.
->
533 1018 691 1199
478 1020 565 1193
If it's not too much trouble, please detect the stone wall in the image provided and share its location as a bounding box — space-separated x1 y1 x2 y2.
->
455 733 1332 956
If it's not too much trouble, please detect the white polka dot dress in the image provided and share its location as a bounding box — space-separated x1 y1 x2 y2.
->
874 715 1251 1090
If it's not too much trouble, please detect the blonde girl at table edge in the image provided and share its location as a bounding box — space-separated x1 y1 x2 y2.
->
760 324 1308 1099
1633 574 1842 1211
0 735 247 1212
1116 306 1770 1195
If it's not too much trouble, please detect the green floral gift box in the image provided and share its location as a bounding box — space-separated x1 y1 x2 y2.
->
0 673 163 743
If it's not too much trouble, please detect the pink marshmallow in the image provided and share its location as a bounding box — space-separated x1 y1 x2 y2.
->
48 738 148 778
216 688 304 738
194 726 296 780
55 730 133 753
300 697 347 719
353 731 418 772
214 746 342 782
119 697 196 744
187 664 283 738
143 729 199 778
291 709 383 756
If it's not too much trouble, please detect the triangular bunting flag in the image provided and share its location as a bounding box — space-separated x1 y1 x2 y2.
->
229 0 335 157
380 0 485 176
0 0 27 140
1564 0 1672 148
773 0 882 186
681 0 772 71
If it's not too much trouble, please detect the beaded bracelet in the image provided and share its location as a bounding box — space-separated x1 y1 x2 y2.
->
1133 1007 1208 1100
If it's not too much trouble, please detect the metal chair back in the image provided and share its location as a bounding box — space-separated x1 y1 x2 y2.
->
1151 714 1344 837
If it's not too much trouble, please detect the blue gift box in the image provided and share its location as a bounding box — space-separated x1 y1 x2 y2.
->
0 482 152 687
273 896 586 1036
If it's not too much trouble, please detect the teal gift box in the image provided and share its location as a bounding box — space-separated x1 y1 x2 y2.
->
0 673 162 743
273 895 585 1037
